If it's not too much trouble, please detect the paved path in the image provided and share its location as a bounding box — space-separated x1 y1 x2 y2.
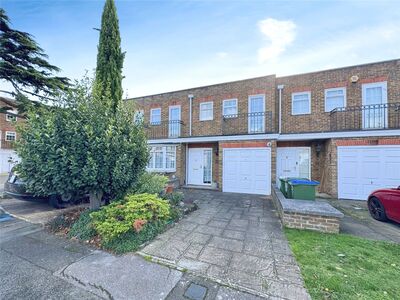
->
326 199 400 243
140 189 310 300
0 208 273 299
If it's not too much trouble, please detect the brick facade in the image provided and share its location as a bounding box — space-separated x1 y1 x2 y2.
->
129 59 400 198
130 75 277 137
277 59 400 133
0 97 24 149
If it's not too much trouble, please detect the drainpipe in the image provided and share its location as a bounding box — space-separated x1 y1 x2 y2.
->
188 94 193 136
277 85 284 134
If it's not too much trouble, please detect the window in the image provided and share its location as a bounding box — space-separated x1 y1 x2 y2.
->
134 110 144 124
6 114 17 122
199 102 213 121
325 88 346 112
5 131 16 141
150 108 161 125
147 146 176 172
292 92 311 115
223 99 238 116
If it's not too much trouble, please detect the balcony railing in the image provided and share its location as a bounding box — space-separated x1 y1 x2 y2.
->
144 120 185 139
330 102 400 131
222 111 274 135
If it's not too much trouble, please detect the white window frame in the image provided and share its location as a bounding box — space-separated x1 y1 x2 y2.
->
150 108 161 125
199 101 213 121
147 145 176 172
5 131 16 141
6 113 17 122
168 105 181 137
291 92 311 115
324 87 346 112
133 109 144 123
222 99 238 116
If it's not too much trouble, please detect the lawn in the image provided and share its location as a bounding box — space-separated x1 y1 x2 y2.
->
285 229 400 300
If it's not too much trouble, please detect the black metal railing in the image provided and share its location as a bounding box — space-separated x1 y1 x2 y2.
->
222 111 274 135
144 120 185 139
330 102 400 131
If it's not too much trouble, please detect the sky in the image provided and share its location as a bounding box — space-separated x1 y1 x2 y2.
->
1 0 400 98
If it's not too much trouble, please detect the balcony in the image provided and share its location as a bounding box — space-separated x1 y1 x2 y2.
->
330 103 400 131
144 120 185 139
143 111 275 139
222 111 274 135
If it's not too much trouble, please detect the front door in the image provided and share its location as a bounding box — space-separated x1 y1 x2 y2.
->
276 147 311 187
248 95 265 133
188 148 212 185
362 82 387 129
169 106 181 137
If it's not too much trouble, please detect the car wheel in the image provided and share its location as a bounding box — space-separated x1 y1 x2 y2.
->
368 196 387 221
49 195 65 209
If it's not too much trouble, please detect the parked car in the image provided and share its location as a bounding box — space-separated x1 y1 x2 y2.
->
368 187 400 223
4 168 87 208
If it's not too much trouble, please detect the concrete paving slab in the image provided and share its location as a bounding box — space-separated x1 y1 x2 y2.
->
0 249 99 300
58 251 182 300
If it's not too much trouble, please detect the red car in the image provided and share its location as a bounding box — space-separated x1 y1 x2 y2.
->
368 187 400 223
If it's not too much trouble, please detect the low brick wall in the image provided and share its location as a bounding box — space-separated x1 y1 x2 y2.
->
272 187 343 233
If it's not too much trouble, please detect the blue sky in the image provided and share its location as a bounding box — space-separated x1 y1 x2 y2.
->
2 0 400 98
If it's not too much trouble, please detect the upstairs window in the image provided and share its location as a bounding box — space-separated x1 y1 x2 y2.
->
134 110 144 124
223 99 238 116
199 102 213 121
147 146 176 172
5 131 16 141
325 87 346 112
292 92 311 115
6 114 17 122
150 108 161 125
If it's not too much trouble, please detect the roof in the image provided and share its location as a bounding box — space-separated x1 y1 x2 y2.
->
0 96 18 108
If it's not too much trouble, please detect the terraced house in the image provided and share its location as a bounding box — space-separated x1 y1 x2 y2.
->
127 59 400 201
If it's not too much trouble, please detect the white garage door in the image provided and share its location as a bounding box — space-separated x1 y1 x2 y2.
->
223 147 271 195
0 150 19 174
338 146 400 200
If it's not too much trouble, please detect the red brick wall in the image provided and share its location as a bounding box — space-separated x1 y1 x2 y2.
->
128 75 277 137
277 59 400 133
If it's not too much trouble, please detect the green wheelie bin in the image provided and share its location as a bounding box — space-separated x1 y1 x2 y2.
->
287 179 320 200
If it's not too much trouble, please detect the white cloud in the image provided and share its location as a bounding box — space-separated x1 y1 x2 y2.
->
216 51 228 59
257 18 296 63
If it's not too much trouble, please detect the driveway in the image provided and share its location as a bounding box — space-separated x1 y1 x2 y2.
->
327 199 400 243
140 189 310 300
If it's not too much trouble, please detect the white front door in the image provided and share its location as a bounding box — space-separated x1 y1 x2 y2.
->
223 148 271 195
338 146 400 200
362 82 387 129
169 106 181 137
276 147 311 187
248 95 265 133
188 148 212 185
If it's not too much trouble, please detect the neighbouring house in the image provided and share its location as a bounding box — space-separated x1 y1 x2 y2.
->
0 96 22 174
127 59 400 201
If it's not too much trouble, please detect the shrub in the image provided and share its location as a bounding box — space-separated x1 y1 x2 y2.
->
68 210 97 240
90 193 170 241
132 172 168 195
102 220 167 254
163 191 184 206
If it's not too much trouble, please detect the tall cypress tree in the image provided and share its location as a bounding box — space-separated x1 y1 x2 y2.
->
94 0 124 114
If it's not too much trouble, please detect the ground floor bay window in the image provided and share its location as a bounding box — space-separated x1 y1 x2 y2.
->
147 146 176 172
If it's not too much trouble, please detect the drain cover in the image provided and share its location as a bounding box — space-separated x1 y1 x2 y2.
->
184 283 207 300
0 213 13 222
